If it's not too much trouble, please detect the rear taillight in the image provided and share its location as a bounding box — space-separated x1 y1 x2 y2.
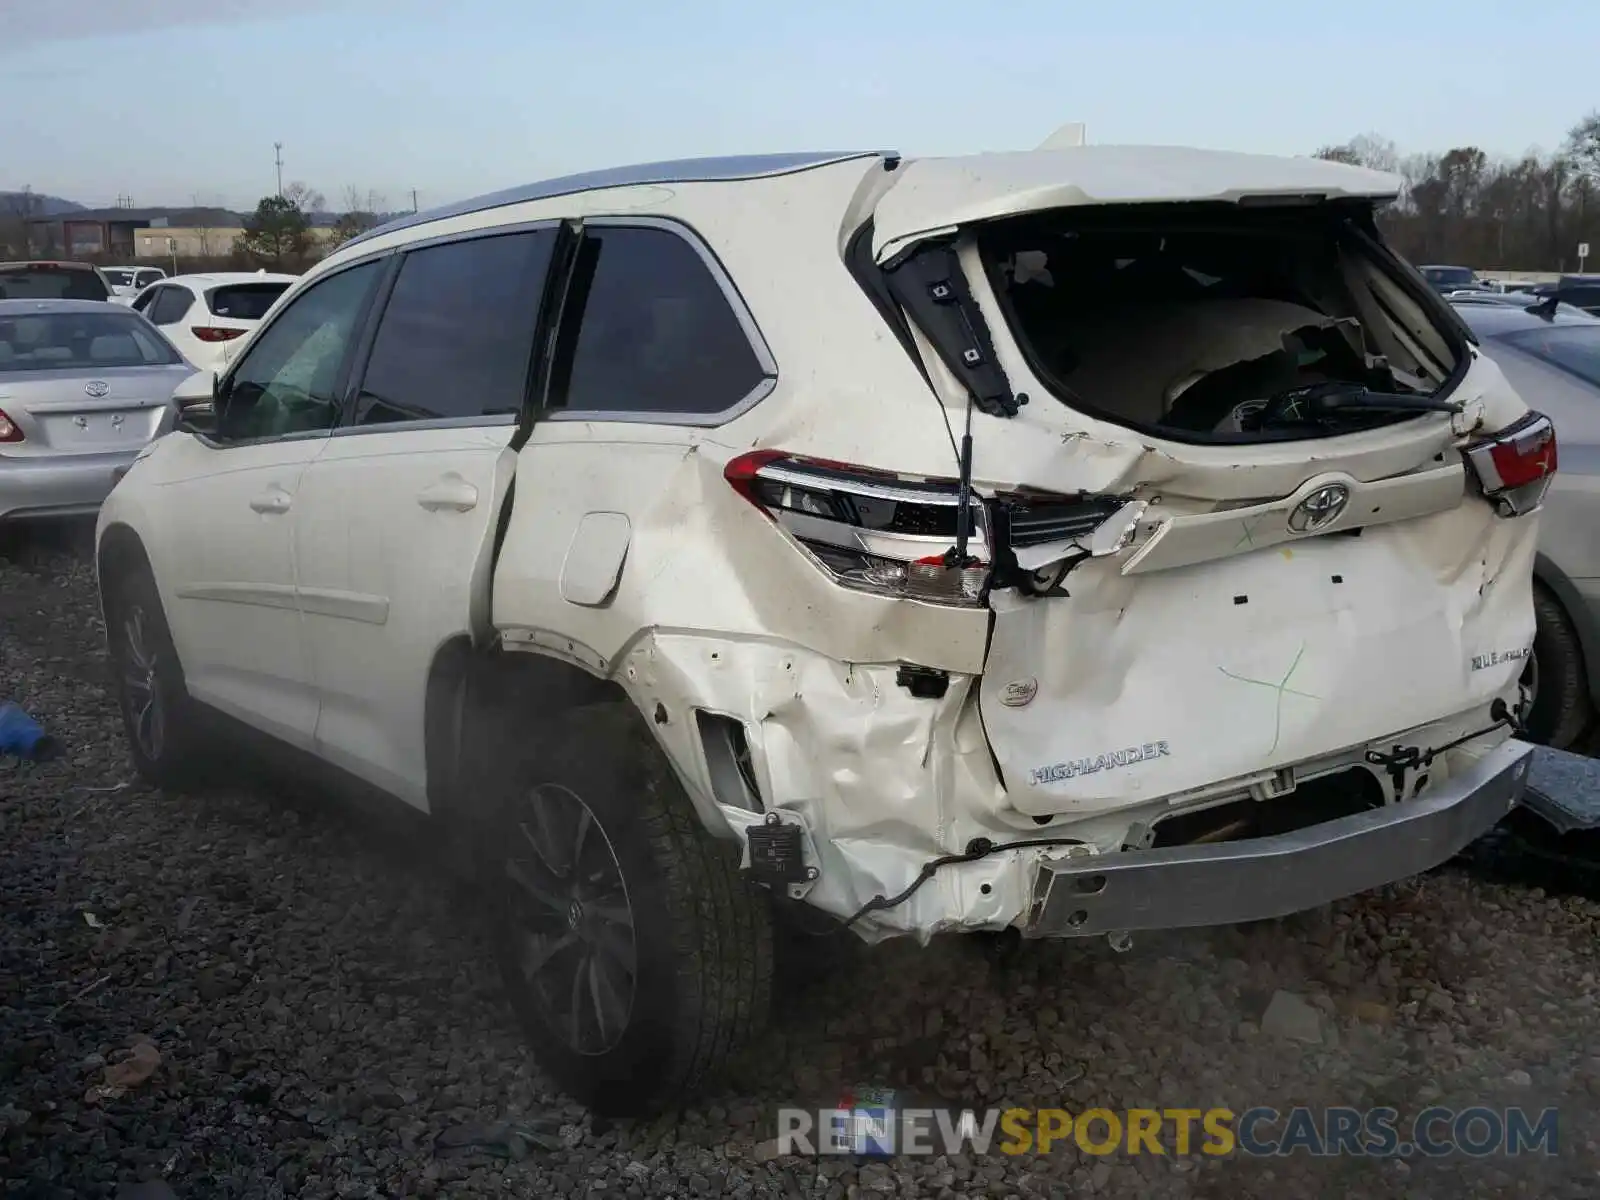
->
1463 411 1557 517
724 451 989 606
0 408 21 443
192 326 245 343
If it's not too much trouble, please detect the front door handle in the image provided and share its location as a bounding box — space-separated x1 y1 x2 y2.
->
248 485 292 515
416 476 479 513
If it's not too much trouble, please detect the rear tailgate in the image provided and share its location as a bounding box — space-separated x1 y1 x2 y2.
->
864 148 1543 816
0 367 188 455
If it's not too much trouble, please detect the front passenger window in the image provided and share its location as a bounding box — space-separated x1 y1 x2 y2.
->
218 262 380 442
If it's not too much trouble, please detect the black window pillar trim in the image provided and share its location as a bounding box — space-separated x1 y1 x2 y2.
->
880 237 1022 418
334 252 404 428
514 216 585 451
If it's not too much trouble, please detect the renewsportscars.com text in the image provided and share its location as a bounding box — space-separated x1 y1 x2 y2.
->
778 1104 1560 1158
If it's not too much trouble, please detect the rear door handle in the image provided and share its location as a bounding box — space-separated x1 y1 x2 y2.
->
416 476 479 513
249 485 292 515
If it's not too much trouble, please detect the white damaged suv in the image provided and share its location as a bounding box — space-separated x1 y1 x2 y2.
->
97 146 1551 1114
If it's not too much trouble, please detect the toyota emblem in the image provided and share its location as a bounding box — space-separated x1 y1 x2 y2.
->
84 380 109 398
1287 483 1351 533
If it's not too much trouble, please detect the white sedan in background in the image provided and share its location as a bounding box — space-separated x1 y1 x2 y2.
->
128 272 297 369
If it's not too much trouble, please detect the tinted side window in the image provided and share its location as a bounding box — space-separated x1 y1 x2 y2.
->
551 225 767 416
353 230 553 425
130 287 157 313
148 286 193 326
219 262 380 442
1501 325 1600 389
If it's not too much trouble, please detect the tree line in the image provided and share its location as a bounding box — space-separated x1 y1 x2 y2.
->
1316 111 1600 274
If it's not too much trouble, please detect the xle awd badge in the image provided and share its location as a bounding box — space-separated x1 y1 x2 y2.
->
1287 483 1351 534
1000 678 1038 707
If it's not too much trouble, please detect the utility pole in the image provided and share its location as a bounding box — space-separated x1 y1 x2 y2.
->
274 142 285 198
411 189 419 213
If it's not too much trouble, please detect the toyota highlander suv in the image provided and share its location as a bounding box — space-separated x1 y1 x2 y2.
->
95 147 1549 1116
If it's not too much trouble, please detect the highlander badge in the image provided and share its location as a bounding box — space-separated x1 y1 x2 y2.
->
1000 677 1038 707
1287 483 1350 533
84 380 109 398
1029 741 1170 786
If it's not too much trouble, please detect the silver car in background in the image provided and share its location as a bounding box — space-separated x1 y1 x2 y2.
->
0 299 193 523
1453 295 1600 749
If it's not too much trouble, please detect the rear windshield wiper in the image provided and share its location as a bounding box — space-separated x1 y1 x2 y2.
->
1250 381 1462 430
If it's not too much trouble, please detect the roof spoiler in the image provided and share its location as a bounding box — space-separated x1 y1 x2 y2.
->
1036 122 1087 151
1528 292 1562 321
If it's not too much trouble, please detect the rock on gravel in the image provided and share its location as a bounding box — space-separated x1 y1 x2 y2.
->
4 522 1600 1197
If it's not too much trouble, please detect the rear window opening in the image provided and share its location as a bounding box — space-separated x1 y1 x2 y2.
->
975 203 1465 444
207 282 290 320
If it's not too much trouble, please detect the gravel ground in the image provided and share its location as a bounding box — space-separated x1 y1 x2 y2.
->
5 522 1600 1198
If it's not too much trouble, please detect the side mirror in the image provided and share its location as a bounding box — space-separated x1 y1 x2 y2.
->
173 368 220 436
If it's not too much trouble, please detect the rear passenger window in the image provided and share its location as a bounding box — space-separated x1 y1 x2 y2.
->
148 287 193 326
551 225 767 417
353 230 553 426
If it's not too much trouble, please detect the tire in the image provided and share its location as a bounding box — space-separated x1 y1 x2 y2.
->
1522 581 1594 750
481 701 773 1116
102 560 210 790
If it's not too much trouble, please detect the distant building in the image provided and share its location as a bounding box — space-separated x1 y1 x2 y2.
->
26 206 244 259
134 225 247 259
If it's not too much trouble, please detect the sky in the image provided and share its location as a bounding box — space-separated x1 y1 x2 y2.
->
3 0 1597 213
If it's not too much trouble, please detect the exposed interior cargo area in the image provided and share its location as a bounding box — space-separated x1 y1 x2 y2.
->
976 203 1468 443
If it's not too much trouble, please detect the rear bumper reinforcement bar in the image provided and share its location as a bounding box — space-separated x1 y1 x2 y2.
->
1027 738 1534 937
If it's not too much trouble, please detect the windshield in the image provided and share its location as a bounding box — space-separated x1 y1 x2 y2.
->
0 265 111 301
0 310 182 371
1499 323 1600 388
208 282 290 320
103 269 135 287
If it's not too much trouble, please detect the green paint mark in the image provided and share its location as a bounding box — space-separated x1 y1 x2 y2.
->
1234 514 1268 551
1218 643 1320 754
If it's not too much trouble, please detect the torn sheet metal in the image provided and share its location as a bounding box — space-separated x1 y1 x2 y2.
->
981 498 1536 820
619 632 1060 943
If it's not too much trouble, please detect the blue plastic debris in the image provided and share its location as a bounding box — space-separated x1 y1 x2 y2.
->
0 702 60 760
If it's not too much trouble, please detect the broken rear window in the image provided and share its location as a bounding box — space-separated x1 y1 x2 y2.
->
976 204 1464 444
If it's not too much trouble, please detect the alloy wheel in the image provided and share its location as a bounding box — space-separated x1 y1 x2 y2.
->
119 604 165 761
503 782 637 1056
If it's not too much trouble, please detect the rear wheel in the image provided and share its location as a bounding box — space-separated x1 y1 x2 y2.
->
1521 582 1593 750
481 702 773 1116
103 562 209 790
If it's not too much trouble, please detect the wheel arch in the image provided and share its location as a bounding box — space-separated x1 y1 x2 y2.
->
95 522 157 632
423 638 625 828
424 638 742 845
96 520 153 583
